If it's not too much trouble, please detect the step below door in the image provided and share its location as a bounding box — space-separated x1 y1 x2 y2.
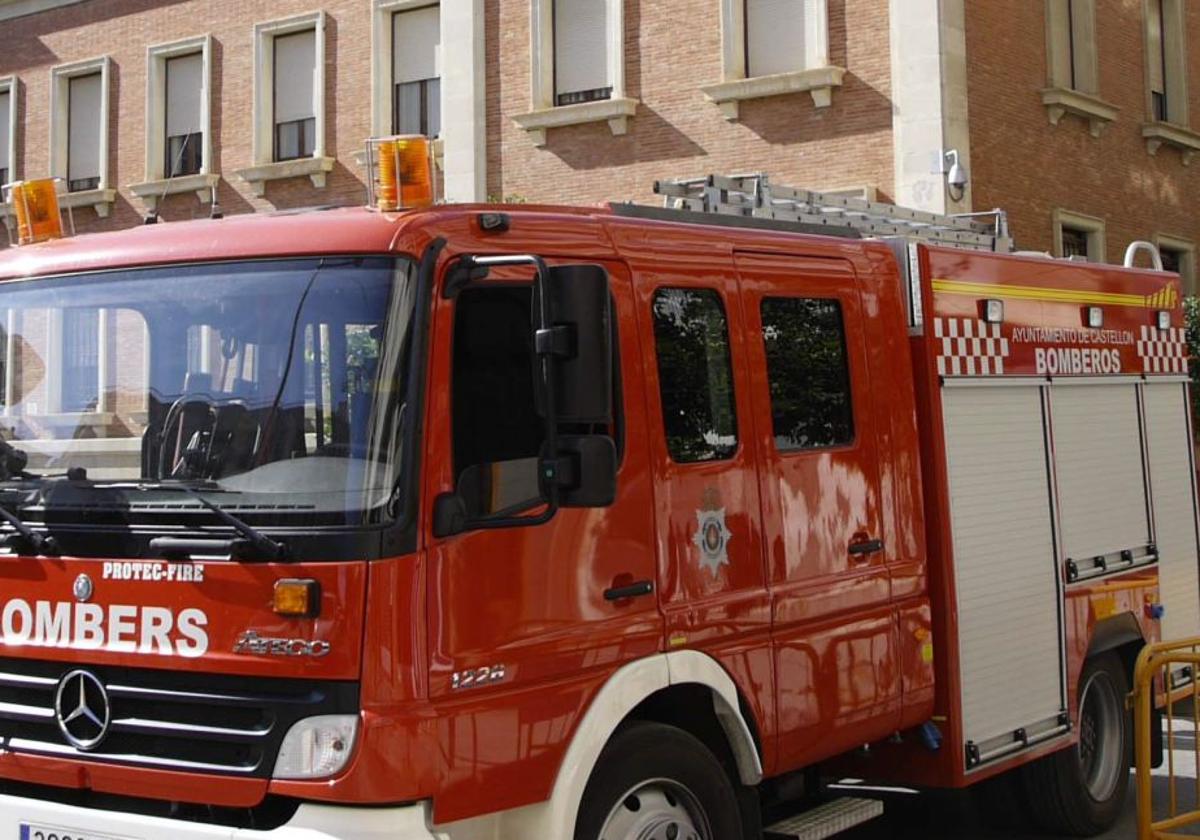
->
942 383 1067 770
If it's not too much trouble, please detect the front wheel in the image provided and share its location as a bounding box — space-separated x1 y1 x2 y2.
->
574 721 746 840
1022 652 1131 836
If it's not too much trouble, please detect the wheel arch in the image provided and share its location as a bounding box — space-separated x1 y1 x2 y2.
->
1087 611 1147 679
475 650 763 840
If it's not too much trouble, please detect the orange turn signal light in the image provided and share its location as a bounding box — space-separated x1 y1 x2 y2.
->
8 179 64 246
273 578 321 618
375 135 433 211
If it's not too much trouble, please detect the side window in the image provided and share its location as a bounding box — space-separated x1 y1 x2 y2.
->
451 286 544 517
651 288 737 462
761 297 854 450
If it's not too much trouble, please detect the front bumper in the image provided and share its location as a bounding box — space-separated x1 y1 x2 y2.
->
0 798 442 840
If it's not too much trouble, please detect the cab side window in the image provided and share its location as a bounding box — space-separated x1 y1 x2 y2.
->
760 296 854 450
651 288 738 462
451 286 544 517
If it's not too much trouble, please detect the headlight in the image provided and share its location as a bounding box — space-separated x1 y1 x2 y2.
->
273 714 359 780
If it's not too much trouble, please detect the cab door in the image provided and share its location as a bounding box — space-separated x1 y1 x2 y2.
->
421 257 661 807
735 252 900 769
630 259 775 767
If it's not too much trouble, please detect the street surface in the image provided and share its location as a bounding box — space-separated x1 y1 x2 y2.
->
827 716 1199 839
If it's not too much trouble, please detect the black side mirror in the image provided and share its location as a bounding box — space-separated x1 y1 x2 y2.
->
534 264 612 424
546 435 617 508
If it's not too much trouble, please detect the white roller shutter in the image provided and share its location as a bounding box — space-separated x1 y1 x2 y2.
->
1051 384 1150 563
553 0 609 98
0 90 10 175
943 385 1064 760
67 73 102 185
746 0 807 77
393 5 439 84
166 52 202 138
274 29 317 123
1144 382 1200 642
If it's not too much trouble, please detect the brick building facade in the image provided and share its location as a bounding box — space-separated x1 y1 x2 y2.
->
0 0 1196 290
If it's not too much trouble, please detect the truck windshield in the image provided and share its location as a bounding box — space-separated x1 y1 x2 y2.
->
0 256 415 525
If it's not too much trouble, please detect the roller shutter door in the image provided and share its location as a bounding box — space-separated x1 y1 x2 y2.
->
1050 383 1151 564
943 385 1065 764
1144 382 1200 642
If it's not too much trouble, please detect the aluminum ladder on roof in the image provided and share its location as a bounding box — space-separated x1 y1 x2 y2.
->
653 173 1014 253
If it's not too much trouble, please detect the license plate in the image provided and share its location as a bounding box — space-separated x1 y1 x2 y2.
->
19 824 131 840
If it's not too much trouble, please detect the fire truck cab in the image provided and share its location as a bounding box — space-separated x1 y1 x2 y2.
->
0 176 1192 840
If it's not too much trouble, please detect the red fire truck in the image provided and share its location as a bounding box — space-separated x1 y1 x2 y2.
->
0 168 1192 840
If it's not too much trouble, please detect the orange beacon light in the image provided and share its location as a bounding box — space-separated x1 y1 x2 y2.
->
7 178 65 246
370 136 434 211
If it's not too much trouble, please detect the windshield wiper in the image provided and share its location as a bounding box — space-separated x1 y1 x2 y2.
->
144 484 291 562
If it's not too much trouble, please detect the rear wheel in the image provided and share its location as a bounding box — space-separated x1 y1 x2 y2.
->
1022 653 1131 835
574 721 746 840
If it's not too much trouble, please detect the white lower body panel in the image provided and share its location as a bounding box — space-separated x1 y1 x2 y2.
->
0 799 442 840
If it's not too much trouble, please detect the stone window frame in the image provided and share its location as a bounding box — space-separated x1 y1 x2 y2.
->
0 76 16 185
0 76 17 233
129 35 219 211
234 11 334 197
1142 0 1199 164
371 0 442 138
49 56 116 217
700 0 846 121
1155 233 1197 296
1052 208 1107 263
512 0 638 147
1041 0 1118 137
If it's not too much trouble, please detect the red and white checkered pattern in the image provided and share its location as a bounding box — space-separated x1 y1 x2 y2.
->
1136 325 1188 374
934 317 1010 376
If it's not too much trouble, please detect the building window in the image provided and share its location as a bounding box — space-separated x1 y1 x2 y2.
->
392 5 441 137
1053 209 1106 262
514 0 634 144
553 0 611 106
244 12 328 182
651 288 738 463
760 297 854 450
67 73 102 192
164 52 203 177
1156 235 1197 296
1147 0 1188 125
273 29 318 161
131 36 217 209
0 78 13 186
701 0 843 119
1047 0 1097 94
49 56 112 213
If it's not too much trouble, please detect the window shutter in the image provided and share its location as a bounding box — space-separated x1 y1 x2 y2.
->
746 0 808 77
1147 0 1165 96
1047 0 1072 88
67 73 102 185
394 5 440 84
0 91 9 174
274 29 317 124
166 52 203 138
553 0 610 98
1069 0 1097 94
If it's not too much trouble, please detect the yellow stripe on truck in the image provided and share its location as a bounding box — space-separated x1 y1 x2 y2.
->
932 278 1172 308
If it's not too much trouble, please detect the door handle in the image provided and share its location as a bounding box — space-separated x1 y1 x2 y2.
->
604 580 654 601
848 538 884 557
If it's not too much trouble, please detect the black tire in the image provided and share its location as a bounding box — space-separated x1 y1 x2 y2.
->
1021 653 1131 836
574 721 746 840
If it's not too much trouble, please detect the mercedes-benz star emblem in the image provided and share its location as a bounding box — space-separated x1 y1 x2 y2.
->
72 573 93 603
54 670 111 751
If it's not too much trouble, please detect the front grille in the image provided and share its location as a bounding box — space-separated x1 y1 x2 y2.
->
0 658 358 778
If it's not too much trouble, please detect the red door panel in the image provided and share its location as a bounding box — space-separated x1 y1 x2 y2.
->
629 259 776 770
735 251 901 770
